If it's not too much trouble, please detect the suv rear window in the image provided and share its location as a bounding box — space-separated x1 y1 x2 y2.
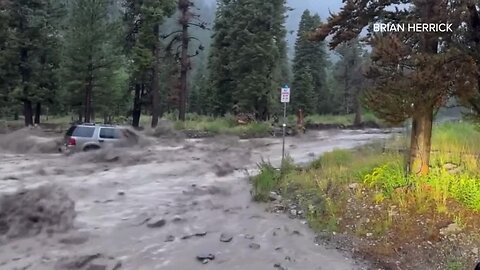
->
99 128 120 139
66 126 95 138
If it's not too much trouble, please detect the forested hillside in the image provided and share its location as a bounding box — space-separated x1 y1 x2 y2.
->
0 0 362 128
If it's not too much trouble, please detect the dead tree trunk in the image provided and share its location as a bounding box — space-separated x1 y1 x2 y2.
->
343 65 350 115
84 84 92 123
34 103 41 124
353 89 362 126
132 83 142 128
151 24 161 128
178 0 190 122
23 100 33 126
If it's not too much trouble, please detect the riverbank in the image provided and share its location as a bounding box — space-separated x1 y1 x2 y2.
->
252 122 480 270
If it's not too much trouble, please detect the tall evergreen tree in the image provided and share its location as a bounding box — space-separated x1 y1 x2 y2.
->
123 0 175 127
207 0 236 116
311 0 476 175
333 39 365 119
62 0 122 123
291 10 328 115
209 0 288 120
3 0 63 126
292 67 315 113
0 0 15 117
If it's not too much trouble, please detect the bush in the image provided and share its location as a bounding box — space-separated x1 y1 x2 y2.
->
251 160 280 202
363 161 409 196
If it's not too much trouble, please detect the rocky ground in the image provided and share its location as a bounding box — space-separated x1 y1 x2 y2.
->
0 127 393 270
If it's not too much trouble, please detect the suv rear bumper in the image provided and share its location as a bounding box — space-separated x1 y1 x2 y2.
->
59 145 76 154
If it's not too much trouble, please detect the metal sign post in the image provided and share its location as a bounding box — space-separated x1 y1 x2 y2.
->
280 85 290 166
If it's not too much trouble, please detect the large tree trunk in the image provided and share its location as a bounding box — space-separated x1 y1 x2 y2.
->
178 0 190 122
132 83 142 128
83 83 92 123
353 90 362 126
408 106 434 176
91 106 95 123
23 100 33 126
343 64 350 115
151 24 161 128
84 60 94 123
34 102 41 124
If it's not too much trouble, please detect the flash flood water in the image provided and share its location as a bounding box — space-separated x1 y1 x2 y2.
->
0 129 395 270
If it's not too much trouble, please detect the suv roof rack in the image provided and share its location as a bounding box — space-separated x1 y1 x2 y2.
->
72 122 118 127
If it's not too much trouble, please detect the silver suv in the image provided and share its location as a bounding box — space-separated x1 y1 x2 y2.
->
61 123 137 153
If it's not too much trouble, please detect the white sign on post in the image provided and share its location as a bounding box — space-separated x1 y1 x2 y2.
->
281 87 290 103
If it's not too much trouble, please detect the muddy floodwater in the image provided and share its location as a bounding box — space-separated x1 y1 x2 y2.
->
0 129 395 270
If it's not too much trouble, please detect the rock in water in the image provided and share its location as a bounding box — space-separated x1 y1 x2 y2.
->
274 263 287 270
165 235 175 242
220 233 233 243
269 192 282 201
0 184 76 239
146 218 166 228
196 254 215 264
55 254 121 270
249 243 261 250
244 234 255 240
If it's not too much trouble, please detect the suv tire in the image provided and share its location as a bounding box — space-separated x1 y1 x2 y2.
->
83 145 101 152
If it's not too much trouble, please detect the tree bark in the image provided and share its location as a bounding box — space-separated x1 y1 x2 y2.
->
34 102 41 124
353 90 362 126
84 64 93 123
151 24 161 128
178 0 190 122
132 83 142 128
408 106 434 176
23 100 33 126
91 104 95 123
84 83 92 123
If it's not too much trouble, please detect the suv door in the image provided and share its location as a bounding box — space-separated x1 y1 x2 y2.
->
98 127 122 146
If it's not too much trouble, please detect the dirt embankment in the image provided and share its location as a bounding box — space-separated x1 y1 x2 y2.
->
268 182 480 270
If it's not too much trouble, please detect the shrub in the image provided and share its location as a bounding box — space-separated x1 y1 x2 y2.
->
251 160 280 202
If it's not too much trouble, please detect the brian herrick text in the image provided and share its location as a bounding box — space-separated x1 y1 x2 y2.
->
373 23 453 33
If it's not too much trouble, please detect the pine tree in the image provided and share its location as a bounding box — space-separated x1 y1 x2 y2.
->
3 0 63 126
123 0 175 127
292 67 315 114
311 0 477 175
189 53 209 115
291 10 329 115
62 0 122 123
207 0 237 116
0 0 15 117
208 0 288 120
333 39 365 118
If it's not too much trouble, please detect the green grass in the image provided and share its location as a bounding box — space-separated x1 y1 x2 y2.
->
251 156 297 202
251 160 281 202
432 121 480 152
447 260 466 270
256 121 480 224
171 113 272 137
304 112 379 126
248 121 480 268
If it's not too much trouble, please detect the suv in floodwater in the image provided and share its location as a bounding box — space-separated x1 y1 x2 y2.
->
60 123 137 153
